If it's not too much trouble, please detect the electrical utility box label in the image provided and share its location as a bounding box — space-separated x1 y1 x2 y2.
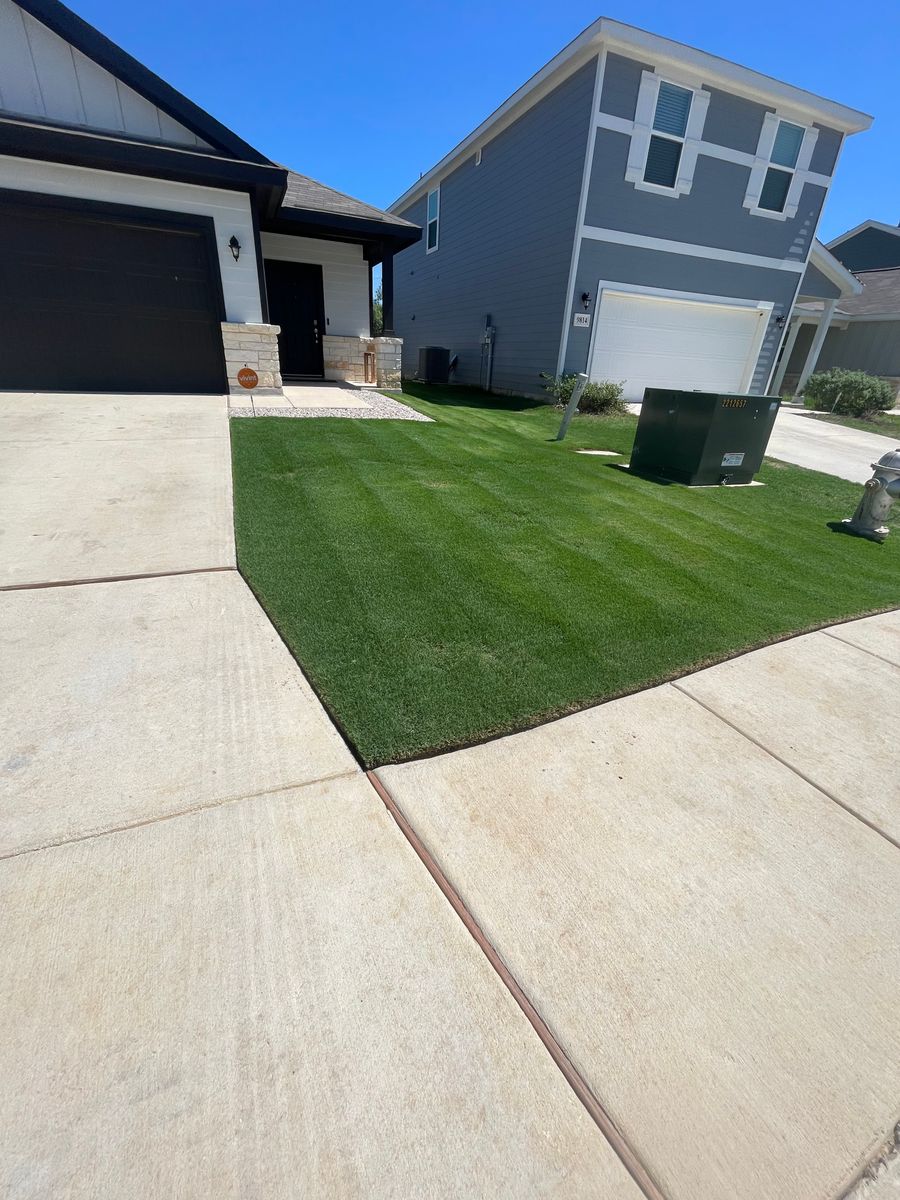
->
721 451 745 467
573 313 591 328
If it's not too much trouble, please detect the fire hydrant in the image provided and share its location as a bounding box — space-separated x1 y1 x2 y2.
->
843 450 900 542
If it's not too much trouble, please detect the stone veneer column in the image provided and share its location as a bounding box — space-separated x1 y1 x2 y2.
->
322 335 404 387
374 338 402 388
221 323 283 396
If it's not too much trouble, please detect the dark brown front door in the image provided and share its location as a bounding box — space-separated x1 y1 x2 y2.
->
0 192 226 393
263 260 326 378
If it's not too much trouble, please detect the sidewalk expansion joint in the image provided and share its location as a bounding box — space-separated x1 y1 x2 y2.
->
366 768 670 1200
0 768 361 862
821 628 900 673
671 683 900 853
0 565 237 592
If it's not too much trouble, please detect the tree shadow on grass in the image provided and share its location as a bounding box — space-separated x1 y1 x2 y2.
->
399 380 549 414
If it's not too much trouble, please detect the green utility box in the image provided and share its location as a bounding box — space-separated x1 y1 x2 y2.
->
630 389 781 486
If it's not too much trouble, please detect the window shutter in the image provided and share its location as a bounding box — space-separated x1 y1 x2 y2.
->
626 72 658 181
771 121 804 168
653 82 692 137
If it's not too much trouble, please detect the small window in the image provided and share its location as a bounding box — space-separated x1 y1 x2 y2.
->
643 81 693 189
426 187 440 253
758 120 805 213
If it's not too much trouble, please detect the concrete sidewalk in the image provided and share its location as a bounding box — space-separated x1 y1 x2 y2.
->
766 407 899 483
378 612 900 1200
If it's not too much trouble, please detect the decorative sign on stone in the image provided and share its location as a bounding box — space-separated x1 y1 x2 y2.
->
237 367 259 390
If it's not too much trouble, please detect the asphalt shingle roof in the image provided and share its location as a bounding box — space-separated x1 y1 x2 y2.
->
837 268 900 317
280 171 418 228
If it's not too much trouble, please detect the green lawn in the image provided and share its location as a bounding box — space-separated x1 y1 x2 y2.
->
231 384 899 766
804 410 900 439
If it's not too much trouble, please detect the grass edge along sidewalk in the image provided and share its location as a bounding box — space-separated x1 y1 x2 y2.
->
231 383 899 767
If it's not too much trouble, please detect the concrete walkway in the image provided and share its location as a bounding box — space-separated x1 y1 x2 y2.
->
767 406 899 483
2 392 898 1198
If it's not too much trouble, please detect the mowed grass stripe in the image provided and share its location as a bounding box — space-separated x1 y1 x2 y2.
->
232 385 899 764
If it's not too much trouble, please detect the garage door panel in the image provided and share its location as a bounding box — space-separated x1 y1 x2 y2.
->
590 290 765 401
0 199 226 393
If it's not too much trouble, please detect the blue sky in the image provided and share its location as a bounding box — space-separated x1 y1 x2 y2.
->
74 0 898 242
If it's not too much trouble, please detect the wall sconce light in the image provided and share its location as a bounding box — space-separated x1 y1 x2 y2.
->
228 235 241 262
581 291 592 311
774 313 786 328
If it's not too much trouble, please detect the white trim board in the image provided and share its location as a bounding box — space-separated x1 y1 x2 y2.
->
556 49 606 377
585 280 773 395
388 17 869 213
579 224 807 273
595 110 833 197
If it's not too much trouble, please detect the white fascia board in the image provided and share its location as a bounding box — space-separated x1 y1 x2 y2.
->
808 240 863 296
827 219 900 250
600 21 871 133
388 17 871 214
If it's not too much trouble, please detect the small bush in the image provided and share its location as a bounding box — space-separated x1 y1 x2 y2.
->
540 373 627 415
803 368 895 417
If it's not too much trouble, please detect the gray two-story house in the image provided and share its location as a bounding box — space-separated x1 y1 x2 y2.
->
386 19 870 401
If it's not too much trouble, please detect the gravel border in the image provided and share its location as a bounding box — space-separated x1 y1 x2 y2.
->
230 390 431 422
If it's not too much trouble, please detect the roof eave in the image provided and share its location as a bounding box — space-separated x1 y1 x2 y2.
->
263 205 422 255
389 16 871 214
808 240 863 297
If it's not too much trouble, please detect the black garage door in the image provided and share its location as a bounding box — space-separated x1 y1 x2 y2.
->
0 192 227 393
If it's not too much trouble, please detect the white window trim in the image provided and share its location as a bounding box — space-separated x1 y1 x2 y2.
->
743 113 819 221
426 185 440 254
625 70 710 197
586 281 774 393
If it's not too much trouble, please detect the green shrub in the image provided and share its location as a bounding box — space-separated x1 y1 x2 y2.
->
540 372 627 415
803 368 895 417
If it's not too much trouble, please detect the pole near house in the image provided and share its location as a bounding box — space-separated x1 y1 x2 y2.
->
556 373 589 441
382 252 394 336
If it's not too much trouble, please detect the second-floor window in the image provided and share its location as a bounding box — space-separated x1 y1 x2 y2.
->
426 187 440 253
758 120 805 212
743 113 817 220
625 72 709 197
643 81 693 188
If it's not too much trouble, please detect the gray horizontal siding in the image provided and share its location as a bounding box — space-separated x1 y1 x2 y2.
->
585 128 825 262
566 238 799 393
392 58 597 397
799 262 842 300
598 52 652 120
818 321 900 375
830 228 900 271
701 87 767 155
809 125 842 176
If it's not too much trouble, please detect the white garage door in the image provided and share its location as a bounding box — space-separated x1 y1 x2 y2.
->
589 289 768 402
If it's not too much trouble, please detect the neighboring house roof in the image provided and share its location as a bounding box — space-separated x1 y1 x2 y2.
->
807 240 862 297
832 268 900 317
827 219 900 252
389 16 872 212
280 171 418 229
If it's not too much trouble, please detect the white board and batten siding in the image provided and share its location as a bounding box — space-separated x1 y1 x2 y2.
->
0 155 262 323
589 287 772 401
261 233 371 338
0 0 209 148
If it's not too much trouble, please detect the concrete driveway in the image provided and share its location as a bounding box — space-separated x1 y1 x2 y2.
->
0 392 639 1199
766 407 899 483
